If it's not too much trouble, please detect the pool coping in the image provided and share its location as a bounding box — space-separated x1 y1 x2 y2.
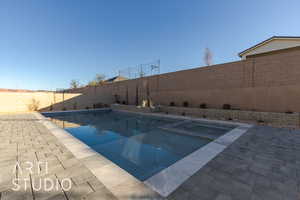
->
33 110 162 200
35 108 253 198
112 109 253 197
144 125 252 196
41 107 111 114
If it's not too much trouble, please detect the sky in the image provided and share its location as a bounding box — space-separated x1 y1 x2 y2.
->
0 0 300 90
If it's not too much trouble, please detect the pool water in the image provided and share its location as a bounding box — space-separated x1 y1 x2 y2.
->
44 110 233 180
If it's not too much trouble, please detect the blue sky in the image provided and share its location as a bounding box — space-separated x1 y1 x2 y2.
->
1 0 300 90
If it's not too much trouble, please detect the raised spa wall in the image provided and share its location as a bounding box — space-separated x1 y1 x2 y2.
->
111 104 300 128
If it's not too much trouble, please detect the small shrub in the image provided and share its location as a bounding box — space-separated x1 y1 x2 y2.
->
200 103 207 109
94 103 104 108
114 94 120 104
285 111 293 114
223 104 231 110
183 101 189 107
202 115 206 118
257 119 264 123
27 98 40 111
62 107 67 111
169 102 175 107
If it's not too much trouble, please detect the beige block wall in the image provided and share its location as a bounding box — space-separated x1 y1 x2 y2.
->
1 46 300 113
0 92 81 113
106 47 300 113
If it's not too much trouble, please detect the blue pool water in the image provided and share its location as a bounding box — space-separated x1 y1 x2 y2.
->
44 110 233 180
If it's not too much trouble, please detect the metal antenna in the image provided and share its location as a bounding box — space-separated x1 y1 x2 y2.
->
117 59 161 80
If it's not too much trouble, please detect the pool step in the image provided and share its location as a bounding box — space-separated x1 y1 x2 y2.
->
185 121 233 131
159 120 190 129
161 120 232 131
158 126 216 140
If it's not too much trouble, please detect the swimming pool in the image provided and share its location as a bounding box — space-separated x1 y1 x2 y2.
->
43 110 234 181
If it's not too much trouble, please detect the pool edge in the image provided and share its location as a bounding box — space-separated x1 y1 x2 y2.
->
143 124 253 197
33 111 163 199
109 109 253 197
35 109 253 198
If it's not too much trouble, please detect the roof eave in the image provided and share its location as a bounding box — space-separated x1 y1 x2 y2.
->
238 36 300 57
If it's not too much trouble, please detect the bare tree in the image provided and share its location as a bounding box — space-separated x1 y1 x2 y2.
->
70 79 80 89
87 74 106 87
204 48 213 66
27 98 40 111
88 80 98 86
88 74 105 86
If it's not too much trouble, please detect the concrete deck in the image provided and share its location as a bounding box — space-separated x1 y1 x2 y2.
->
0 113 300 200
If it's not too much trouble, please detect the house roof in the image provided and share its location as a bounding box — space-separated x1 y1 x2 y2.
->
105 76 128 83
238 36 300 57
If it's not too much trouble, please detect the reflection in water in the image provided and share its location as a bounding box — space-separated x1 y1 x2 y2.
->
50 118 81 129
122 137 142 165
44 110 228 180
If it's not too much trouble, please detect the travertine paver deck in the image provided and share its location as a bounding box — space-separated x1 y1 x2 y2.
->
168 126 300 200
0 114 118 200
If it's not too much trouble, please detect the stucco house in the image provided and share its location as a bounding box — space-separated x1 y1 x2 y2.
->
239 36 300 59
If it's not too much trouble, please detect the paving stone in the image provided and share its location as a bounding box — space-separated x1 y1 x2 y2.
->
71 171 96 186
1 188 33 200
55 164 89 181
169 125 300 200
86 178 105 191
66 182 94 200
1 178 32 200
0 180 14 193
80 154 111 171
45 193 67 200
93 163 139 189
110 181 163 200
82 189 118 200
0 114 129 200
215 194 233 200
32 174 65 200
230 179 252 200
167 187 192 200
